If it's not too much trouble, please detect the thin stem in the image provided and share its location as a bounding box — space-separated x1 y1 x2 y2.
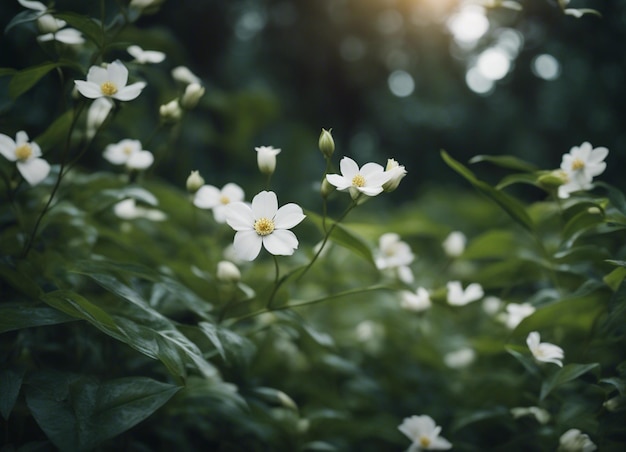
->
266 255 281 309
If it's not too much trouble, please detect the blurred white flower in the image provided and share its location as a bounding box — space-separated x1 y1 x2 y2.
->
181 83 205 109
194 183 245 223
326 156 393 200
18 0 47 12
482 296 502 315
103 139 153 170
216 260 241 283
86 97 113 139
400 287 432 312
382 158 407 192
442 231 466 257
375 233 415 284
255 145 281 176
114 198 166 221
130 0 163 10
398 415 452 451
159 99 182 123
510 406 551 424
446 281 483 306
500 302 535 329
186 170 205 194
38 28 84 45
558 142 608 199
558 428 597 452
172 65 201 85
0 130 50 186
444 347 475 369
36 14 65 33
75 60 146 101
127 45 166 64
526 331 564 367
225 190 306 261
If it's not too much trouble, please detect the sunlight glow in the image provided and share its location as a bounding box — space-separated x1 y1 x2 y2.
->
447 6 489 45
466 67 494 94
476 47 511 80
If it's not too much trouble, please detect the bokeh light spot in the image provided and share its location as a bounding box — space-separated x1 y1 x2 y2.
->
532 54 561 80
388 70 415 97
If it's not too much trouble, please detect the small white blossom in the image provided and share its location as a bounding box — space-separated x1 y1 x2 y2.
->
171 65 201 85
558 142 608 199
398 415 452 451
255 145 281 175
444 347 475 369
38 28 84 45
114 198 166 221
127 45 166 64
482 296 503 315
194 183 245 223
510 406 551 424
400 287 432 312
526 331 564 367
375 233 415 284
186 170 205 194
225 190 306 261
75 60 146 101
86 97 113 139
37 14 65 33
159 99 182 123
442 231 466 257
500 302 535 329
326 156 393 200
180 83 205 109
382 158 407 192
558 428 597 452
0 131 50 186
446 281 484 306
216 260 241 283
103 139 153 170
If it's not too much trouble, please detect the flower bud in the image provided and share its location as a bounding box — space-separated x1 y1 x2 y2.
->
382 158 407 192
318 128 335 159
442 231 466 257
538 169 568 189
37 14 66 33
172 66 201 85
159 99 182 123
321 177 335 198
186 170 205 193
255 146 281 176
181 83 205 109
217 260 241 283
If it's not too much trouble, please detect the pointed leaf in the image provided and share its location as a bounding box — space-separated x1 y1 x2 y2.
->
9 63 58 99
540 363 600 400
4 10 42 34
0 368 24 420
54 13 105 47
0 302 74 333
470 154 538 172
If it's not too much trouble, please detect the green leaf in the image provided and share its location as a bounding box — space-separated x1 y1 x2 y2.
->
25 371 180 451
505 345 541 377
604 267 626 292
0 368 24 420
0 302 75 333
54 13 105 48
198 321 255 366
41 290 119 334
0 260 43 299
34 109 74 152
0 68 17 77
540 363 600 400
4 9 41 34
9 63 58 99
469 154 538 172
462 229 518 260
306 210 375 265
496 172 542 190
441 151 534 232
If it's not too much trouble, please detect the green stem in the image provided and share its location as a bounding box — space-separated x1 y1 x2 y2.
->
266 255 281 309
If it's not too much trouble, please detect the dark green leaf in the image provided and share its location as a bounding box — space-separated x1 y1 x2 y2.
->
40 290 119 333
505 345 541 377
9 63 58 99
0 302 74 333
0 68 17 77
469 154 538 172
34 109 74 153
604 267 626 292
540 363 600 400
496 172 542 190
4 10 41 34
54 13 105 47
0 368 24 420
198 321 255 366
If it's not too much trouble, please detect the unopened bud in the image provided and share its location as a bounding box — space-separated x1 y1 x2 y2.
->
159 99 182 123
186 170 205 193
217 260 241 283
382 158 407 192
538 169 568 189
172 66 201 85
181 83 205 109
318 128 335 159
255 146 281 176
37 14 66 33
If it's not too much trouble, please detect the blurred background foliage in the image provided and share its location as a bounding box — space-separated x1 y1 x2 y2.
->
1 0 624 205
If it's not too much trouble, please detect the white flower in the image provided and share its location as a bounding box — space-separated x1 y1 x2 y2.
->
114 198 166 221
558 142 608 199
130 0 163 10
400 287 432 312
37 14 65 33
526 331 564 367
382 158 407 192
225 190 306 261
127 45 166 64
442 231 466 257
375 233 415 284
446 281 484 306
74 60 146 101
326 156 393 200
159 99 182 122
500 302 535 329
558 428 597 452
38 28 84 45
0 130 50 186
482 296 502 315
86 97 113 139
171 65 201 85
510 406 551 424
255 145 281 175
18 0 47 12
103 139 153 170
181 83 205 109
216 260 241 283
194 183 245 223
398 415 452 451
443 347 475 369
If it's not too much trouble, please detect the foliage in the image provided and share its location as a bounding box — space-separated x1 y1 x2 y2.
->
1 1 625 451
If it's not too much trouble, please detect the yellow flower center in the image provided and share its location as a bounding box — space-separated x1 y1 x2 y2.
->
220 195 230 205
123 146 133 156
352 174 366 187
254 217 275 236
15 144 32 161
101 81 118 96
571 158 585 171
419 436 431 448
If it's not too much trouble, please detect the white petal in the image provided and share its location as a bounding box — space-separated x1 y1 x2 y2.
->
221 182 245 202
357 185 384 196
339 156 359 178
193 185 221 209
85 65 109 85
365 169 393 188
274 203 305 229
263 229 298 256
18 0 47 11
127 150 153 170
17 157 50 185
142 50 166 63
430 436 453 450
212 205 229 223
107 60 129 88
359 162 385 177
251 191 278 218
15 131 30 145
54 28 85 44
127 45 143 59
0 134 16 161
75 81 103 99
225 202 255 231
589 146 608 164
526 331 540 350
113 82 146 101
326 174 351 190
103 145 128 165
464 283 484 303
233 230 263 261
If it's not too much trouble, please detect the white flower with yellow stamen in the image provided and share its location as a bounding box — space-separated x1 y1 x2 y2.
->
225 190 305 261
326 156 393 200
558 142 608 199
127 45 166 64
194 183 245 223
398 415 452 451
103 139 153 170
526 331 564 367
74 60 146 101
0 131 50 186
